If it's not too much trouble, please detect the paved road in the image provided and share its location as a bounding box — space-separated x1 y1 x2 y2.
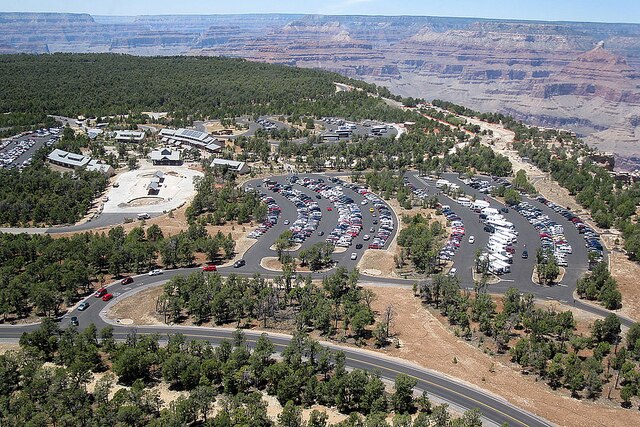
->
0 271 551 427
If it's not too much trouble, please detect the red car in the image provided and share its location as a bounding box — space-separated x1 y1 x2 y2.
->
121 276 134 285
327 207 333 211
102 293 113 302
94 287 107 298
202 264 217 272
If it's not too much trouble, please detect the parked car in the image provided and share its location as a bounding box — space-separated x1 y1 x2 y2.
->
102 293 113 302
148 269 163 276
94 288 107 298
448 268 457 277
121 276 133 285
78 302 89 311
234 259 246 268
202 264 217 272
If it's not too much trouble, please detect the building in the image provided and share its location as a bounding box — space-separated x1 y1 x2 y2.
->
87 128 103 139
210 158 249 174
147 171 165 195
47 148 114 175
150 148 182 166
86 159 115 176
159 128 222 153
47 148 91 169
115 130 145 143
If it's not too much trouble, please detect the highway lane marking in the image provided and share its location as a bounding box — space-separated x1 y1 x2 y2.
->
116 330 544 427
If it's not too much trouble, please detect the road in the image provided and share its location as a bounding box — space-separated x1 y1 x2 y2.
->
0 269 551 427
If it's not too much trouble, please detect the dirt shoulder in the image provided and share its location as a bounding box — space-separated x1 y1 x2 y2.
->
368 286 640 427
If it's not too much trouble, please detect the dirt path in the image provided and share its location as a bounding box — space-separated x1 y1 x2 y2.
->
367 286 640 427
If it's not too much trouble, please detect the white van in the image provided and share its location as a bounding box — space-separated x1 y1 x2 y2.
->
472 200 490 211
481 207 500 216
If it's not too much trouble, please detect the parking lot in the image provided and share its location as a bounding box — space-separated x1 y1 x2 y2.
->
241 174 397 271
404 172 601 302
0 127 61 171
318 117 398 142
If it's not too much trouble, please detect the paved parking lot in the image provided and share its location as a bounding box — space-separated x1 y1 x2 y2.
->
241 174 397 272
0 128 61 171
404 172 601 304
318 117 398 143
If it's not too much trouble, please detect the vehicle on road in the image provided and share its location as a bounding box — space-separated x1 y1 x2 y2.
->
70 316 79 326
363 234 370 240
355 243 363 249
78 302 89 311
317 231 324 236
94 287 107 298
350 252 358 260
102 293 113 302
327 207 332 211
448 267 457 277
234 259 246 268
522 250 529 259
202 264 217 272
468 236 475 244
148 269 163 276
121 276 133 285
284 219 290 225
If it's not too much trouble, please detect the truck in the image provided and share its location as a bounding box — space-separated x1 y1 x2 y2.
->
472 200 490 211
137 213 150 220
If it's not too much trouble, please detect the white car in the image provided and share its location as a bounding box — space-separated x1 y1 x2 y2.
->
468 236 475 244
148 269 163 276
350 252 358 260
448 267 457 277
363 234 370 240
361 200 368 205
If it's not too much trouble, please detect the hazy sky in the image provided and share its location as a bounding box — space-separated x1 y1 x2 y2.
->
1 0 639 24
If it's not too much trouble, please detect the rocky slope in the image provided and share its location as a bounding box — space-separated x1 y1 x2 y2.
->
1 12 639 167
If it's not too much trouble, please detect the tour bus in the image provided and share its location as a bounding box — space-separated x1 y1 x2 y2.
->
492 229 517 242
481 207 500 216
489 234 513 246
456 197 472 207
487 218 515 232
472 200 490 211
436 179 451 189
490 252 513 265
489 258 511 274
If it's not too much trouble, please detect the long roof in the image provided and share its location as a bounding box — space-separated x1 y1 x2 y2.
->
210 158 246 171
47 148 90 167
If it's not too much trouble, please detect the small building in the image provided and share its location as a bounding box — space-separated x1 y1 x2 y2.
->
159 128 222 153
47 148 91 170
150 148 182 166
210 158 249 174
87 128 103 139
115 130 145 143
86 159 115 176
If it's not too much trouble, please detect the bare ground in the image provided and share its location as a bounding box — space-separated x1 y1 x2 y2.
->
367 286 640 427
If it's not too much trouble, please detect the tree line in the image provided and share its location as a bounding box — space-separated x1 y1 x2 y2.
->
0 223 234 321
2 320 485 427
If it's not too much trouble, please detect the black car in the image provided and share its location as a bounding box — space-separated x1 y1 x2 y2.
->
522 250 529 259
355 244 363 249
233 259 246 268
500 207 509 213
70 316 79 326
316 194 322 199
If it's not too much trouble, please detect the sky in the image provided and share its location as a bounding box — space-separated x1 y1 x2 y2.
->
1 0 639 24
